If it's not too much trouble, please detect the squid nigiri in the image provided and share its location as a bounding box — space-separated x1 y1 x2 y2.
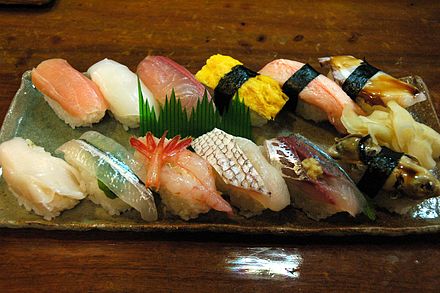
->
87 58 160 129
31 58 107 128
131 132 233 220
0 137 86 220
319 55 426 109
137 56 211 112
259 59 365 133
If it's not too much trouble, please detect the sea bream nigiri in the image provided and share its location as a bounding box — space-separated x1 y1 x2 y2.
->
130 132 233 220
259 59 365 133
192 128 290 216
87 58 160 129
319 55 426 109
0 137 86 220
264 134 373 220
137 56 211 112
31 58 107 128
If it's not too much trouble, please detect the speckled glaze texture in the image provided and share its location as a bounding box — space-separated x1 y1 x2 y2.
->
0 71 440 236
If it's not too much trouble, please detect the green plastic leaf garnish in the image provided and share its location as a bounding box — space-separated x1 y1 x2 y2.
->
97 179 118 199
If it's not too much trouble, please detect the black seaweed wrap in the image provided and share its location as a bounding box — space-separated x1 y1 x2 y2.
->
342 61 380 100
357 136 403 197
282 64 320 112
214 65 258 114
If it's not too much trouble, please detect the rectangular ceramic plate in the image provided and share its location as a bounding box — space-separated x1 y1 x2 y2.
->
1 71 440 236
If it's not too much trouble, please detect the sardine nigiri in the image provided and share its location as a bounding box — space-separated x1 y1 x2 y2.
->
259 59 364 133
137 56 210 112
31 58 107 128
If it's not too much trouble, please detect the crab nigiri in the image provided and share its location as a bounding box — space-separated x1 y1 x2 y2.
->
130 132 233 220
264 134 373 220
192 128 290 217
319 55 426 109
31 58 107 128
87 58 160 129
259 59 364 133
137 56 210 112
0 137 86 220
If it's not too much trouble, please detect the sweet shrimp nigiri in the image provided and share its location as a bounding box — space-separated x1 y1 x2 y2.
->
130 132 233 220
137 56 211 112
259 59 365 133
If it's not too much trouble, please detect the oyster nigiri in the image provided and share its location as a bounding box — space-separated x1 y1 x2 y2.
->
131 132 233 220
319 55 426 109
31 58 107 128
264 134 372 220
87 58 160 129
137 56 210 112
192 128 290 216
57 132 157 221
0 137 86 220
259 59 365 133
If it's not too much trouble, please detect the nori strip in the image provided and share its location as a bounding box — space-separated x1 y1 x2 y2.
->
357 136 403 197
214 65 258 114
342 61 380 100
282 64 320 112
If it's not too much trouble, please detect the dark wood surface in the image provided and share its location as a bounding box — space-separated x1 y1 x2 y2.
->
1 0 440 292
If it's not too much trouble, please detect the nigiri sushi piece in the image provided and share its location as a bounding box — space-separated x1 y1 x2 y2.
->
137 56 211 112
195 54 288 126
328 134 440 214
87 58 160 129
0 137 86 220
57 131 157 221
319 56 426 109
192 128 290 217
259 59 365 133
130 132 233 220
31 58 107 128
264 134 372 220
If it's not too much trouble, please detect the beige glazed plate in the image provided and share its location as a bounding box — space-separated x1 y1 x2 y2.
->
1 71 440 236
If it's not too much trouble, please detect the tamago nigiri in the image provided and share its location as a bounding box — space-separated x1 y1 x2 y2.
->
31 58 107 128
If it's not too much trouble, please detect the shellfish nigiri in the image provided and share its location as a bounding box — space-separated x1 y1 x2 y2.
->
130 132 233 220
87 58 160 129
319 55 426 109
0 137 86 220
137 56 211 112
192 128 290 216
264 134 372 220
31 58 107 128
259 59 365 133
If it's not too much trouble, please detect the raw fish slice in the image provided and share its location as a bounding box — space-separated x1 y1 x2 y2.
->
57 135 157 221
259 59 364 133
0 137 86 220
319 55 426 108
131 133 232 220
137 56 211 112
192 128 290 216
31 58 107 128
264 134 371 220
87 59 160 129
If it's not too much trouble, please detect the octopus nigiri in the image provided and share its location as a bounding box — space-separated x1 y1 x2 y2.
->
130 132 233 220
137 56 210 112
259 59 365 133
31 58 107 128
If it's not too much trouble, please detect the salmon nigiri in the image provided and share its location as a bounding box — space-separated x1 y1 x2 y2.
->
259 59 364 133
31 58 107 128
137 56 210 112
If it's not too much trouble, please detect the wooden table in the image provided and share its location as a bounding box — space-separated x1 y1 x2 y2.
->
1 1 440 291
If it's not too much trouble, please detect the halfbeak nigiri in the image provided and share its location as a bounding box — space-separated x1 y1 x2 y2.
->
31 58 107 128
192 128 290 217
137 56 211 112
319 55 426 109
259 59 365 133
264 134 372 220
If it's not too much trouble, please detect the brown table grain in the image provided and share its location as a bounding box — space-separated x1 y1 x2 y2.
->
1 1 440 292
